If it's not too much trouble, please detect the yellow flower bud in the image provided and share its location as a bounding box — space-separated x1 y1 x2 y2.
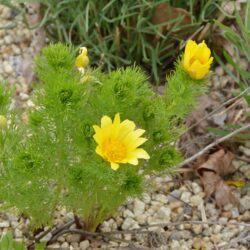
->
0 115 7 129
182 40 213 80
75 47 89 70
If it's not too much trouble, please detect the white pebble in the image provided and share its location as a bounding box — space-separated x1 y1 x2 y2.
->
133 199 145 216
122 217 137 230
240 196 250 210
157 206 171 219
123 209 134 218
141 193 151 204
19 93 29 101
0 221 10 228
191 182 202 194
80 240 90 250
180 191 191 203
190 195 203 206
3 61 13 74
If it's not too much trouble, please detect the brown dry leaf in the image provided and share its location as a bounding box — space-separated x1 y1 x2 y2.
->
215 180 239 207
196 149 239 207
151 3 191 43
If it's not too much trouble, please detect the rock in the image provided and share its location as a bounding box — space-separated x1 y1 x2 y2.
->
123 209 134 218
167 190 181 202
192 238 201 250
213 225 222 234
180 191 191 203
215 67 224 76
71 242 79 248
153 194 168 204
157 206 171 219
192 224 203 234
170 240 180 249
66 234 81 243
141 193 151 204
190 195 203 206
14 229 22 238
239 58 249 71
4 35 13 44
191 182 202 194
3 61 13 74
0 221 10 228
48 243 60 249
80 240 90 250
19 92 29 101
240 196 250 210
180 245 189 250
169 201 182 210
61 242 69 248
57 236 65 243
121 217 137 230
40 232 52 242
135 214 147 224
231 207 239 218
169 230 192 241
239 146 250 157
133 199 145 216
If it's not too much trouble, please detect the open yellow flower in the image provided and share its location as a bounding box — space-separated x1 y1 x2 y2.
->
182 40 213 80
93 113 150 170
75 47 89 73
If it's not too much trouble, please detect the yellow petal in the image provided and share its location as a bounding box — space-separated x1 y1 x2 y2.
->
93 125 100 133
127 158 138 165
111 162 119 170
126 137 148 151
117 119 136 140
95 146 104 157
134 148 150 159
75 54 89 68
79 47 88 56
185 40 197 56
113 113 120 126
189 60 209 80
101 115 112 128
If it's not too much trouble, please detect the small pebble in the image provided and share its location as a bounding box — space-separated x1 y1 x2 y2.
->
80 240 90 250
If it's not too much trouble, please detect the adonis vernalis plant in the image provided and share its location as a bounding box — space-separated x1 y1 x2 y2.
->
0 41 211 232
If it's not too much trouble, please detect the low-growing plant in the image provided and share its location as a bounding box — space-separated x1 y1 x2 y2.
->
0 41 212 232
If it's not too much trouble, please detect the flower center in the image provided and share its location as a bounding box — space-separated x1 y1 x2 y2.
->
103 138 127 163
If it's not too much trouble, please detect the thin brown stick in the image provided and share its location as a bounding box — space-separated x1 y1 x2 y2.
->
49 220 250 240
182 86 250 135
177 123 250 167
236 155 250 163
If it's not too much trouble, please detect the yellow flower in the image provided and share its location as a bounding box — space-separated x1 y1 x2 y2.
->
93 113 150 170
75 47 89 72
182 40 213 80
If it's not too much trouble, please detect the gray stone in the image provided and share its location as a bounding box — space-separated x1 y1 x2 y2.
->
133 199 145 216
240 196 250 210
190 195 203 206
122 217 137 230
0 221 10 228
169 230 192 241
180 191 191 203
80 240 90 250
192 182 202 194
157 206 171 219
19 93 29 101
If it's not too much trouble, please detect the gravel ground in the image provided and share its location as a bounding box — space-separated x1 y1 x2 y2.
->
0 4 250 250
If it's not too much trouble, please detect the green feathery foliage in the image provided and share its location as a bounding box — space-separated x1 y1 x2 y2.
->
0 43 207 231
